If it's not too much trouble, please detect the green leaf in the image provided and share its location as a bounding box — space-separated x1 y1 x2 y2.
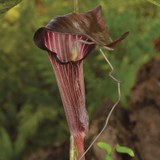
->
148 0 160 7
115 144 135 157
0 127 13 159
105 155 113 160
97 142 112 154
0 0 22 16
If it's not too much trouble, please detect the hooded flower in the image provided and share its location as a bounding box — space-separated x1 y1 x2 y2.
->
34 5 129 159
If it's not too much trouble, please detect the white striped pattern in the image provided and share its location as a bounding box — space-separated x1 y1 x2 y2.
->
44 31 97 159
44 31 91 136
44 31 95 63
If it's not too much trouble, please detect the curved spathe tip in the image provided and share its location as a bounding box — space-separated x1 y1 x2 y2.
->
34 5 129 64
107 32 130 47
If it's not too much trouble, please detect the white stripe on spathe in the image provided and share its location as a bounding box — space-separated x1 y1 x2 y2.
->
53 33 58 54
47 32 52 51
62 34 68 61
58 34 63 61
69 34 72 53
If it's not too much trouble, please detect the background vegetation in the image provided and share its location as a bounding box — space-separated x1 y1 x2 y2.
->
0 0 159 159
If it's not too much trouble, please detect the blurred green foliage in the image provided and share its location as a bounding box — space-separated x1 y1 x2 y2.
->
148 0 160 7
0 0 22 16
0 0 159 159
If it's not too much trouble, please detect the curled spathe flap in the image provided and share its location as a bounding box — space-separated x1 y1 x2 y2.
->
34 5 129 64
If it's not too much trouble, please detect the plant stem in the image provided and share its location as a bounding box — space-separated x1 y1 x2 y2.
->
72 0 79 13
70 135 78 160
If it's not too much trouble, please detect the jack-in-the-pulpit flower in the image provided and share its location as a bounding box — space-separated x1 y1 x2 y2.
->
34 5 129 159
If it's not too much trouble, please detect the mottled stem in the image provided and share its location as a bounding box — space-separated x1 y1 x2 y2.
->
72 0 79 13
70 135 78 160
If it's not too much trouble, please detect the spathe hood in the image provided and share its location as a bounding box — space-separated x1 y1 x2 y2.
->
34 5 129 56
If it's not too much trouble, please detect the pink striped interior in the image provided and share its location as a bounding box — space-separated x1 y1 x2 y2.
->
44 31 95 63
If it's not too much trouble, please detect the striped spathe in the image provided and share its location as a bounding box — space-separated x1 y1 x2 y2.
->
44 31 95 159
